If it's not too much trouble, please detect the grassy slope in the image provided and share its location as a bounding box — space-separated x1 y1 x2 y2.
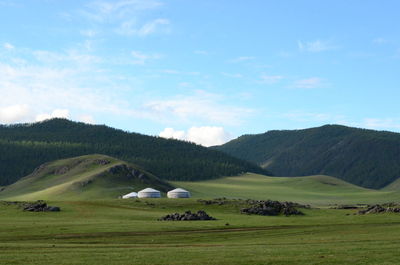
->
173 173 400 206
0 154 173 201
1 199 400 265
383 177 400 191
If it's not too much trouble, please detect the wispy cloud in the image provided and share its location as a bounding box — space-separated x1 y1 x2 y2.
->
298 39 337 52
229 56 255 63
116 18 170 36
363 118 400 130
259 74 284 84
3 42 14 50
372 37 389 44
80 29 98 37
82 0 163 22
143 90 253 126
131 50 161 64
291 77 325 89
222 72 243 78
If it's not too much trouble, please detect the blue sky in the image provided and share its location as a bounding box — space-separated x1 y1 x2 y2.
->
1 0 399 146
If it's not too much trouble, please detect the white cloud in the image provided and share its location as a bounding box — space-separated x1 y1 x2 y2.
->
259 74 283 84
35 109 70 122
143 90 253 126
131 50 161 64
298 40 337 52
291 77 325 89
0 104 31 123
159 127 186 139
229 56 255 63
159 126 233 147
3 43 14 50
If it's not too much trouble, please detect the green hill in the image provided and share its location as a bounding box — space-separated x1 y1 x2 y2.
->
0 154 173 201
0 119 269 185
172 173 400 206
382 177 400 191
215 125 400 189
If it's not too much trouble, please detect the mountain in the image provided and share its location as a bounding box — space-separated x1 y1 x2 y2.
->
215 125 400 189
0 119 269 185
0 154 174 200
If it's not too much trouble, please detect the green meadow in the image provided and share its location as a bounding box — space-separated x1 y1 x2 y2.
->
173 173 400 206
1 156 400 265
1 199 400 265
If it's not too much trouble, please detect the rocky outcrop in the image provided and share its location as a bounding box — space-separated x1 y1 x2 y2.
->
358 204 400 214
241 200 306 216
22 201 61 212
159 210 216 221
94 159 110 165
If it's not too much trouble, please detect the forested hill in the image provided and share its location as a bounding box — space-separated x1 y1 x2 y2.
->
215 125 400 189
0 119 269 185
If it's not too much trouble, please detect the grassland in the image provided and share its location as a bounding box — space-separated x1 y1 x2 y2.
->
1 157 400 264
173 173 400 206
1 199 400 265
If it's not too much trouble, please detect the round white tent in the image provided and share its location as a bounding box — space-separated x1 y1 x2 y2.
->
138 188 161 198
122 192 138 199
167 188 191 198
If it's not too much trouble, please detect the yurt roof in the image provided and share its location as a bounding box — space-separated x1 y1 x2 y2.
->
123 192 138 197
168 188 189 193
139 188 160 193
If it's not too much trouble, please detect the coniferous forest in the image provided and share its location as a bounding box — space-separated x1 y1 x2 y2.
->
0 119 269 185
215 125 400 189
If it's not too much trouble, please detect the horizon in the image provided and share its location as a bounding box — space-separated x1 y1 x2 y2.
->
1 1 399 146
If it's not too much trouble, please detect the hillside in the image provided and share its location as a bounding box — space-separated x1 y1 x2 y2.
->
215 125 400 189
382 178 400 191
0 119 269 185
0 154 173 200
173 173 400 206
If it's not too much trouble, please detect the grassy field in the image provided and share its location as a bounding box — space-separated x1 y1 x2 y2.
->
173 173 400 206
1 198 400 265
1 157 400 264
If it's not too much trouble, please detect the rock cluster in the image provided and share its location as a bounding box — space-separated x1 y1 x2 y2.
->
358 204 400 215
159 210 216 221
22 201 61 212
241 200 306 216
108 164 146 180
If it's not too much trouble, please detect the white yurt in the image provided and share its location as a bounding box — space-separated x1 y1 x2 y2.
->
138 188 161 198
122 192 138 199
167 188 191 198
